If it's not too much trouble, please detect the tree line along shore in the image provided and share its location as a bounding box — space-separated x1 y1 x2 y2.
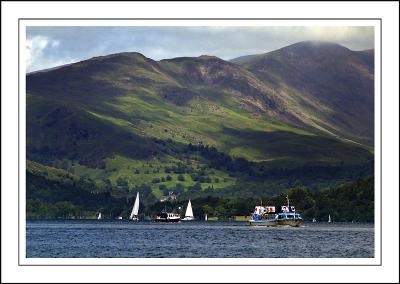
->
27 175 374 222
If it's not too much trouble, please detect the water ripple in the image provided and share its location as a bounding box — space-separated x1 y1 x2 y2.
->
26 220 374 258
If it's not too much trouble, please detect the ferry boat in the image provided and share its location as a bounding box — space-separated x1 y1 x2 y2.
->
249 196 303 227
249 205 278 226
154 211 181 223
276 207 303 227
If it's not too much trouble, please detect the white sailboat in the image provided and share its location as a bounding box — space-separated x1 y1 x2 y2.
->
97 212 102 220
205 214 208 221
129 192 140 221
182 200 194 221
328 214 332 223
312 218 316 223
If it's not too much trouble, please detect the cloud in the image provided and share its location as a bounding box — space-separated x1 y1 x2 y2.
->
25 26 374 72
26 36 49 71
26 35 73 72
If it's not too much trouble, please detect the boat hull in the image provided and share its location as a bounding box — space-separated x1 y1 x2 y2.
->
154 218 180 223
249 220 278 226
181 217 195 221
129 215 139 221
277 219 303 227
155 212 181 223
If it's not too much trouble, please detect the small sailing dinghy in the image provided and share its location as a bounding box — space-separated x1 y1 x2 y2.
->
129 192 140 221
97 212 102 220
182 200 195 221
205 214 208 221
328 214 332 223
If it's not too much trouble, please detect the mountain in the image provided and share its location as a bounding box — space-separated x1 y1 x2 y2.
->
232 41 374 147
26 41 374 202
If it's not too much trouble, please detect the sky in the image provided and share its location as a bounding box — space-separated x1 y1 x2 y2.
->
26 26 374 72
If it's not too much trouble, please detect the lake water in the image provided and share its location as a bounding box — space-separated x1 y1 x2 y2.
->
26 220 374 258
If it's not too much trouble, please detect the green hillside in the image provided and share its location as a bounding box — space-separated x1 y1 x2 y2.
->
232 41 374 147
26 42 374 203
27 160 374 222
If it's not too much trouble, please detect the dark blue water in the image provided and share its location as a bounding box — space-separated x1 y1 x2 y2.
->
26 220 374 258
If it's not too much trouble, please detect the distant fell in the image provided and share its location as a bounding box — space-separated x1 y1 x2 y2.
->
234 41 374 147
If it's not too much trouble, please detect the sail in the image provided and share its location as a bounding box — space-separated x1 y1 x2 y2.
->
185 200 194 218
130 192 139 219
328 214 331 222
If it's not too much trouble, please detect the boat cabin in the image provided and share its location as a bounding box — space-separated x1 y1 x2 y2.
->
253 206 275 215
280 206 296 212
276 212 302 220
157 212 180 219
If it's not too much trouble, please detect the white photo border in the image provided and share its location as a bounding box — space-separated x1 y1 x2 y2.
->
2 1 398 283
18 18 382 267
